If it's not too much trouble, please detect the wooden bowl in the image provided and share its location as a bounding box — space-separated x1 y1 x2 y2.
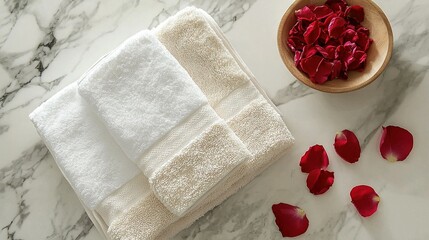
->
277 0 393 93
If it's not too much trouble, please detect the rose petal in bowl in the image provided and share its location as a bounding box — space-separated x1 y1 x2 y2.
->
350 185 380 217
380 126 414 162
304 20 322 45
306 169 335 195
272 203 309 237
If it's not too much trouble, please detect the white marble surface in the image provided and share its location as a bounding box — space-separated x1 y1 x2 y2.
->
1 0 429 239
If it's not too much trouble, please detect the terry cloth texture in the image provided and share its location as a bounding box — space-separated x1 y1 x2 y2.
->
77 30 207 163
78 30 250 216
29 83 140 209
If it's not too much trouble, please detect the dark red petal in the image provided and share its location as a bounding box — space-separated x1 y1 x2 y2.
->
325 0 348 13
304 21 321 45
302 45 318 58
313 5 334 19
350 185 380 217
287 36 305 52
312 59 333 84
357 26 370 35
346 50 367 71
334 130 361 163
295 6 316 21
341 29 359 44
380 126 414 162
294 51 302 68
300 144 329 173
331 60 342 79
356 31 373 51
328 17 347 39
315 45 335 59
306 169 335 195
345 5 365 23
272 203 309 237
300 54 323 78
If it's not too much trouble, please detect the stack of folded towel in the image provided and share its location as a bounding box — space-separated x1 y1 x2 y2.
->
30 7 294 240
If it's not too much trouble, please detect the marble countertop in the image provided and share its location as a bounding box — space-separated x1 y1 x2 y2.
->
1 0 428 239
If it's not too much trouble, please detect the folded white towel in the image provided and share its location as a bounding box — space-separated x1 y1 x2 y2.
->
29 83 140 209
77 30 250 216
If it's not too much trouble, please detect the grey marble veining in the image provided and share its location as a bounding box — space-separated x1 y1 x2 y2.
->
1 0 429 239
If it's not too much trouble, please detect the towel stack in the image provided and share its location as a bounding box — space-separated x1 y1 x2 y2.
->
30 7 294 240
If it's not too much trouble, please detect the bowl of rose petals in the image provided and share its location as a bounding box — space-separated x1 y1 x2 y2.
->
277 0 393 93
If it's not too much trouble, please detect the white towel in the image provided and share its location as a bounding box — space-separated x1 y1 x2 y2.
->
29 83 140 209
77 30 250 216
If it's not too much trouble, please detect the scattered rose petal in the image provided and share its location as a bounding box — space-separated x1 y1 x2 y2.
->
300 144 330 173
334 130 361 163
350 185 380 217
345 5 365 23
306 169 335 195
304 21 322 45
380 126 414 162
272 203 309 237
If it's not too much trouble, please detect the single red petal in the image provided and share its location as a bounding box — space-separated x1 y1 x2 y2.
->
304 21 321 45
325 0 348 13
345 5 365 23
380 126 414 162
306 169 335 195
328 17 347 39
312 59 333 84
313 5 334 20
272 203 309 237
331 60 342 79
287 36 305 52
300 54 323 78
300 144 329 173
346 50 367 71
294 51 302 68
350 185 380 217
315 45 336 59
295 6 316 21
357 26 370 35
334 130 361 163
341 29 359 44
302 45 318 58
356 31 373 51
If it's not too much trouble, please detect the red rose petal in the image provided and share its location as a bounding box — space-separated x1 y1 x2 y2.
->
312 58 333 84
346 50 367 71
306 169 335 195
325 0 348 13
380 126 414 162
302 45 318 58
300 144 329 173
345 5 365 23
356 31 373 51
300 54 323 78
272 203 309 237
331 60 342 79
341 29 359 44
328 17 347 39
287 36 305 52
334 130 361 163
313 5 334 19
294 51 302 68
295 6 316 21
304 21 322 45
350 185 380 217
